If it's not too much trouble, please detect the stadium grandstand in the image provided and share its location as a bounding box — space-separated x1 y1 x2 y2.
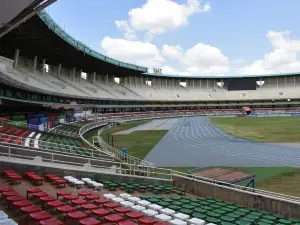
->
0 2 300 225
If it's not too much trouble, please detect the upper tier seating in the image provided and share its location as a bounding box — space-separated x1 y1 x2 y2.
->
2 55 300 101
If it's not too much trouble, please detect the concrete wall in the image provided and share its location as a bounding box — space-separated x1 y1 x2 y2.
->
0 161 172 185
173 175 300 219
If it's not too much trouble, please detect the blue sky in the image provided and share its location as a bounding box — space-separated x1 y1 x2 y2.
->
47 0 300 76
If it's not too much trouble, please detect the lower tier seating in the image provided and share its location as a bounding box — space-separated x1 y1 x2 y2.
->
0 169 299 225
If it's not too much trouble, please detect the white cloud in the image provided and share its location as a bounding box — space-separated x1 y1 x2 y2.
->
117 0 210 40
241 31 300 75
161 43 229 75
161 65 189 76
162 45 183 60
183 43 229 75
101 36 164 68
115 20 136 41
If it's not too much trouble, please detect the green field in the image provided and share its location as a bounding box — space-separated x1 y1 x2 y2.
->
85 118 300 196
101 120 168 159
211 116 300 142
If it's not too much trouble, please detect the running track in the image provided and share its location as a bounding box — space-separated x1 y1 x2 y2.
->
143 116 300 167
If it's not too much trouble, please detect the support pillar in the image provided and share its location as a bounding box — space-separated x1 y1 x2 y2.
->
42 59 46 75
57 63 62 78
72 68 76 82
93 72 96 84
106 74 109 83
79 69 82 83
13 49 20 69
33 56 37 74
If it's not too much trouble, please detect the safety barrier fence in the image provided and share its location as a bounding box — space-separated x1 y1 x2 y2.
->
0 132 112 160
0 143 173 178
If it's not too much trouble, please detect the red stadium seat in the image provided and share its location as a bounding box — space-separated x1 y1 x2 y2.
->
56 190 70 199
94 198 110 205
28 211 52 225
92 208 110 217
85 194 100 201
13 199 32 208
139 216 157 225
21 205 42 214
126 211 144 219
81 203 98 211
67 211 88 222
71 198 87 206
119 220 139 225
40 218 64 225
78 190 92 197
33 192 48 198
114 206 131 214
47 200 65 209
40 196 56 203
79 217 101 225
64 194 79 201
103 202 119 209
27 187 42 199
104 214 123 223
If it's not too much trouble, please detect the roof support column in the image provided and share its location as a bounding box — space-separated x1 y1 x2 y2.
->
135 76 137 87
57 63 62 78
92 72 96 84
13 49 20 69
124 77 127 87
166 78 167 88
33 56 37 74
221 79 224 90
172 78 174 89
79 69 82 83
193 79 194 88
106 74 109 83
260 77 263 89
141 76 143 87
42 59 46 75
129 76 131 88
285 76 287 87
72 68 76 82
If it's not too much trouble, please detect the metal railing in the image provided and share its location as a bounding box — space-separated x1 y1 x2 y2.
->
0 132 112 160
79 113 191 167
0 143 173 179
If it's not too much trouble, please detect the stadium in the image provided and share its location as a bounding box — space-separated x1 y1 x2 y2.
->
0 0 300 224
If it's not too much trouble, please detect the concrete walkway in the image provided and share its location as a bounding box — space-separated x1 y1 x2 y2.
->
144 116 300 167
116 118 178 134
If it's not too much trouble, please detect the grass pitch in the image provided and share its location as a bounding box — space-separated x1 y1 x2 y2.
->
101 120 168 159
211 116 300 142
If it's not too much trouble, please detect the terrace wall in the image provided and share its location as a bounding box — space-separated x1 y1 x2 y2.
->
173 174 300 219
0 161 172 185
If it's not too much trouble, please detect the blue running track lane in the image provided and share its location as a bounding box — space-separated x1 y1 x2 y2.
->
143 116 300 167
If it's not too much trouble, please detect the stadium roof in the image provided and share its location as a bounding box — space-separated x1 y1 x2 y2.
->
1 10 300 80
143 71 300 79
0 11 147 77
